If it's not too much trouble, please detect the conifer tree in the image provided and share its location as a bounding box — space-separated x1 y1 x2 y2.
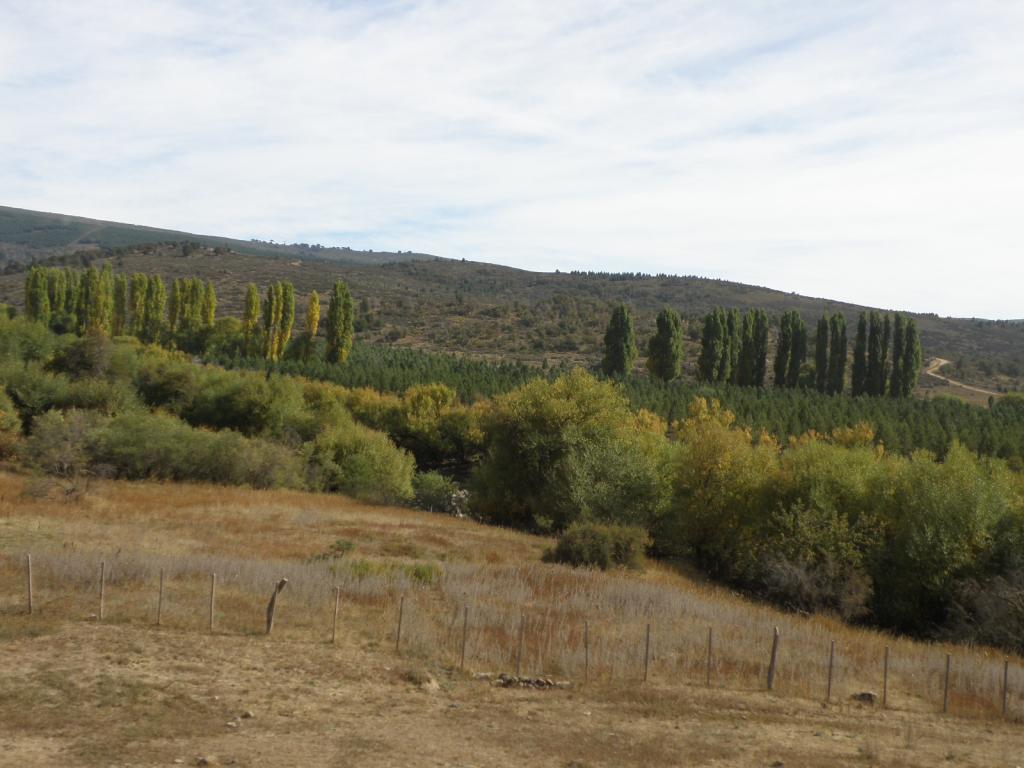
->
773 312 792 388
852 312 868 396
601 303 638 376
815 313 830 393
242 283 260 356
698 310 725 383
786 311 807 388
889 314 906 397
325 279 355 364
646 307 683 381
302 290 321 362
827 313 847 395
111 274 128 336
899 318 923 397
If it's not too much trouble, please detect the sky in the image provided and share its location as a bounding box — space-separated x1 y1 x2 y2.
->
2 1 1023 319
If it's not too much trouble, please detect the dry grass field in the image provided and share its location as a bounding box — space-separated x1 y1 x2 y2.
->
2 469 1024 767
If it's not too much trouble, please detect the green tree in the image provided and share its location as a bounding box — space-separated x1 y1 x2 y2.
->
302 290 321 362
129 273 149 337
786 311 807 388
262 283 281 361
325 280 355 364
111 274 129 336
773 312 792 388
725 308 742 384
646 307 683 381
24 268 51 326
141 275 167 343
752 309 769 387
827 313 847 395
737 310 756 386
167 279 184 336
889 314 906 397
277 282 295 357
242 283 260 356
698 310 725 383
815 314 830 393
852 312 868 396
202 281 217 330
899 318 922 398
601 303 638 377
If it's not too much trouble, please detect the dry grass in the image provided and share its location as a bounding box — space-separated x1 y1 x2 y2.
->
2 469 1024 766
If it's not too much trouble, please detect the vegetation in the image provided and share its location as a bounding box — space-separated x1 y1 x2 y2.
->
544 522 648 570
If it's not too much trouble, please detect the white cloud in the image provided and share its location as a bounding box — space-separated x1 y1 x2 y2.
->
1 0 1022 317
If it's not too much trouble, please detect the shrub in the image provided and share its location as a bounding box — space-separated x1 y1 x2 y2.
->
0 389 22 458
544 522 648 571
307 421 415 504
413 471 461 514
22 408 102 477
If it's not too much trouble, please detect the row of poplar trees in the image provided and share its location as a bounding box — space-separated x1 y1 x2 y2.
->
25 265 357 366
696 307 771 387
601 304 688 382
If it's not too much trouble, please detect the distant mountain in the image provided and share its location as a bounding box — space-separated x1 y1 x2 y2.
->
0 205 435 267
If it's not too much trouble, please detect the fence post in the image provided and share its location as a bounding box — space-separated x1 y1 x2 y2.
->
208 573 216 633
942 654 951 714
826 640 835 703
1003 659 1010 719
767 627 780 691
883 646 889 709
332 587 341 644
99 561 106 622
460 606 469 671
643 623 651 683
706 627 713 688
395 596 405 653
157 569 165 626
265 578 288 635
515 615 525 677
25 554 33 615
584 620 590 683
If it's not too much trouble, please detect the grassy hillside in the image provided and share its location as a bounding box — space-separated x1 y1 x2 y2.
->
2 472 1023 767
1 205 1022 391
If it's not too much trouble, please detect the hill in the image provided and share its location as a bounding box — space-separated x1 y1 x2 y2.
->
0 205 1022 392
2 471 1022 767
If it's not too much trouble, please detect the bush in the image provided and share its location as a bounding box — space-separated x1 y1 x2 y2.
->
0 390 20 458
307 421 415 504
544 522 649 570
22 408 102 477
413 470 465 515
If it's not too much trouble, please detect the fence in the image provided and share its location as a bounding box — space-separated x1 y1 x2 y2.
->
2 548 1020 721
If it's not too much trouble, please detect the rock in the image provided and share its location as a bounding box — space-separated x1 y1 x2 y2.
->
240 711 254 719
195 758 218 767
225 721 237 728
851 691 878 705
770 761 785 767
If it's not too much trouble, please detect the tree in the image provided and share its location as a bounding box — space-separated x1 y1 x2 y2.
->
646 307 683 381
141 275 166 343
242 283 260 356
773 312 792 388
302 290 321 362
827 313 847 395
866 311 888 396
325 279 355 364
852 312 868 396
899 318 922 398
725 309 742 384
75 267 105 334
201 281 217 330
168 279 184 336
262 283 280 361
698 309 725 383
129 273 149 337
24 268 51 326
737 311 756 386
277 282 295 357
786 312 807 388
815 314 830 393
889 314 906 397
111 274 128 336
752 309 769 387
601 304 638 377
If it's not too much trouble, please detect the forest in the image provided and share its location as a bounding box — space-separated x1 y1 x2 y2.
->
3 265 1024 652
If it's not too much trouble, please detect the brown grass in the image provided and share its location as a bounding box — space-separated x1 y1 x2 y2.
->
2 469 1024 766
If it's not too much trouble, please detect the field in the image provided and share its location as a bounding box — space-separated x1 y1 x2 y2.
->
2 470 1023 767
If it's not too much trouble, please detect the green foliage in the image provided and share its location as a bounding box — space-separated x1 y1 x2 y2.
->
0 389 21 458
544 522 649 570
645 307 683 381
852 312 868 396
471 369 669 532
413 470 461 514
601 303 637 376
815 314 829 393
325 279 354 364
308 420 415 503
827 313 847 395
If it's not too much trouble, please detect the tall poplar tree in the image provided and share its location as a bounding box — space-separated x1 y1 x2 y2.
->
725 309 742 384
737 310 756 386
325 279 355 364
773 312 793 388
815 313 830 393
302 290 321 362
899 319 923 397
111 274 128 336
866 311 883 396
786 311 807 388
646 307 683 381
601 304 638 376
24 268 51 326
752 309 769 387
242 283 260 356
889 314 906 397
202 281 217 329
277 282 295 357
879 314 892 396
852 312 868 396
141 275 166 343
167 279 184 336
698 309 725 383
827 313 847 395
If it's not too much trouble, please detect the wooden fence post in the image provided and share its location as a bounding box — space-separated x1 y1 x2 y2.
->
395 596 405 653
515 615 525 677
706 627 713 688
643 623 651 683
883 646 889 709
767 627 780 691
208 573 216 633
331 587 341 644
942 654 951 714
584 621 590 683
265 578 288 635
1003 659 1010 719
99 561 106 622
157 569 165 626
25 554 33 615
460 606 469 671
826 640 835 703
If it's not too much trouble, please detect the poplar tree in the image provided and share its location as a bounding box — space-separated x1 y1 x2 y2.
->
866 311 883 396
45 268 67 326
827 313 847 395
852 312 868 396
129 273 149 337
646 307 683 381
141 275 166 343
773 312 792 388
601 304 638 376
111 274 129 336
889 314 906 397
752 309 769 387
24 268 51 326
698 309 725 383
737 310 756 386
815 313 830 393
302 290 321 362
168 279 184 335
899 318 923 397
277 282 295 357
76 267 104 334
242 283 260 356
879 314 892 396
202 281 217 329
786 311 807 388
99 264 114 332
725 308 742 384
325 279 355 364
262 283 280 360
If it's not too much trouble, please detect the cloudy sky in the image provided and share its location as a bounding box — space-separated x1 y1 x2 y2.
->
2 1 1023 318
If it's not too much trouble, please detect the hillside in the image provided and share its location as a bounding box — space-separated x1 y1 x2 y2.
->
1 205 1022 392
2 472 1023 767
